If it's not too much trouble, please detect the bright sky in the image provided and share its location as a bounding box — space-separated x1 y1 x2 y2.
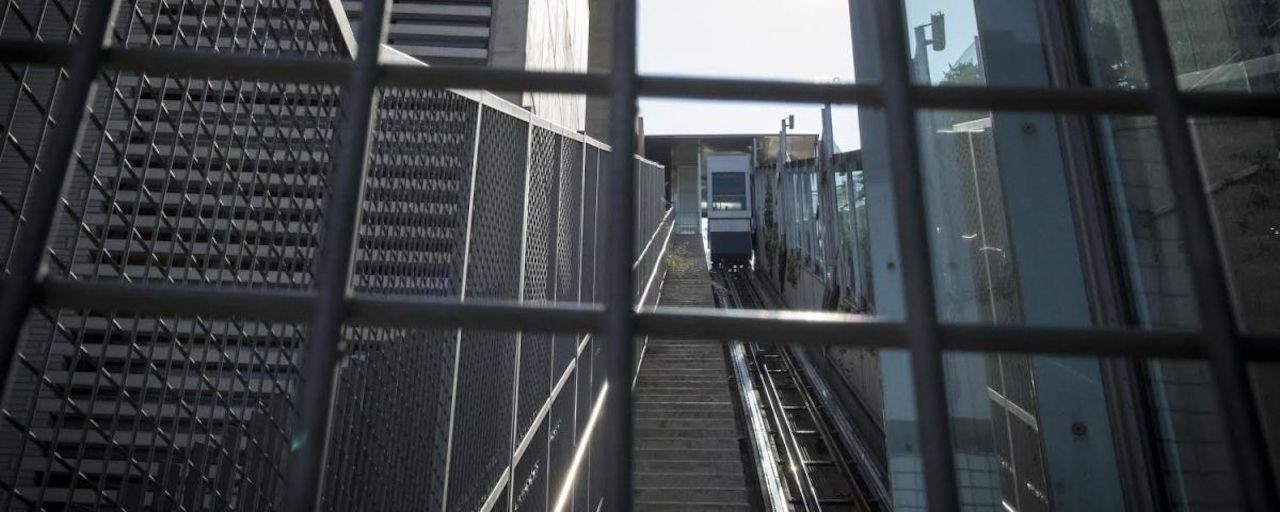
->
635 0 986 151
637 0 862 150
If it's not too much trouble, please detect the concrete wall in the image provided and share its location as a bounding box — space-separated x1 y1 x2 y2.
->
584 0 611 142
489 0 590 131
523 0 589 131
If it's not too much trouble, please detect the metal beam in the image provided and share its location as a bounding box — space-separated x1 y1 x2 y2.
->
37 276 1280 360
285 0 391 509
2 41 1280 116
871 0 960 509
603 0 640 508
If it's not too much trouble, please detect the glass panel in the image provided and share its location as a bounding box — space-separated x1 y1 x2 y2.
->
1077 0 1280 93
1080 0 1280 494
1079 115 1279 509
856 1 1131 510
711 172 747 211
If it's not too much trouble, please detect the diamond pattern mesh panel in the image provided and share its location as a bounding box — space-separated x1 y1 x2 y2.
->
517 128 558 443
445 106 526 512
552 139 583 379
0 3 670 508
321 87 479 511
547 379 575 512
579 147 600 305
0 2 342 510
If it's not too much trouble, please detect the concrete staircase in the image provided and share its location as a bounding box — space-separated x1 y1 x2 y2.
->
632 235 753 511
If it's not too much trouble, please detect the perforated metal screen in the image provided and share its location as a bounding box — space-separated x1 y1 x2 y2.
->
0 0 1277 511
0 2 669 511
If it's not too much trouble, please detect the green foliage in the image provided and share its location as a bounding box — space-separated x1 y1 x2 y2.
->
763 177 780 269
941 61 982 85
664 244 690 274
786 249 800 286
837 296 857 313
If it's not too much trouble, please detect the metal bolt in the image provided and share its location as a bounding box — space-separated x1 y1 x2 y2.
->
1021 122 1036 134
1071 421 1088 437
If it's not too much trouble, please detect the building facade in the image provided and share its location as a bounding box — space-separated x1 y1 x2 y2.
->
345 0 601 132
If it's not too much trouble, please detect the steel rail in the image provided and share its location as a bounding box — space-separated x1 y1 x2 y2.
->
2 40 1280 117
722 270 824 511
722 269 870 511
788 348 892 511
743 271 891 512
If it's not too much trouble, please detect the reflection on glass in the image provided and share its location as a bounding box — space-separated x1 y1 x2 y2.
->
1080 1 1280 509
711 172 747 211
861 1 1126 511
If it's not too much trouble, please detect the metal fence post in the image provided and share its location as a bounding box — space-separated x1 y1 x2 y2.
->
604 0 639 508
0 0 121 403
441 101 487 512
285 0 390 510
508 118 536 512
1125 0 1279 509
870 0 961 510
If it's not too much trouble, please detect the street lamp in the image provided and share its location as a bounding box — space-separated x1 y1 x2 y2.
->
778 114 795 167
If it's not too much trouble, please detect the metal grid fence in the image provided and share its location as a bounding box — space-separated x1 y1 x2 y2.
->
0 1 669 511
0 0 1277 512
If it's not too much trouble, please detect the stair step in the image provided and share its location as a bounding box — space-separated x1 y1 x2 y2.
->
636 384 729 393
633 459 745 474
634 487 750 505
633 448 743 461
630 436 739 451
634 502 751 512
635 418 738 430
634 427 740 439
634 401 733 412
633 409 737 420
636 376 727 385
634 472 748 489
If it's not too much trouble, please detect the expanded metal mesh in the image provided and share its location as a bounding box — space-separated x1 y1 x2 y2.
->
0 2 669 511
0 2 343 510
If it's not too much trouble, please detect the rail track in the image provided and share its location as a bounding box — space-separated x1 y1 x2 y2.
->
715 268 882 512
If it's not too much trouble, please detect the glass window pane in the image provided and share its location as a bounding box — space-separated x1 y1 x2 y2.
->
711 172 747 211
1078 0 1280 92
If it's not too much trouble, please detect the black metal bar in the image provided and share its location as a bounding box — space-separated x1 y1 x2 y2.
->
604 0 639 508
32 277 1280 360
37 278 316 323
0 0 121 402
3 40 1280 117
1125 0 1280 509
637 75 885 106
284 0 391 510
869 0 961 510
383 63 609 95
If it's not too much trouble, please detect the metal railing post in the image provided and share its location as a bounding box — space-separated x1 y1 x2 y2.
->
285 0 390 509
1125 0 1279 509
870 0 961 510
604 0 639 508
0 0 121 403
508 119 536 512
441 101 487 512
